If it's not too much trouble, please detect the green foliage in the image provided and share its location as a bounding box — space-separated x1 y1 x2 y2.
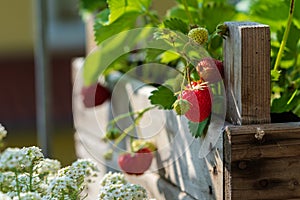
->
107 0 151 23
163 18 189 34
188 117 210 138
94 11 140 44
81 0 300 119
148 85 177 109
79 0 107 19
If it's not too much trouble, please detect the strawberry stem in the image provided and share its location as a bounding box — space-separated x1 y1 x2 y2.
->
182 0 194 25
130 136 134 153
106 106 157 155
273 0 295 74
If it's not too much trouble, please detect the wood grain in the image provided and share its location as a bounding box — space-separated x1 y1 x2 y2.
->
223 22 271 125
224 122 300 200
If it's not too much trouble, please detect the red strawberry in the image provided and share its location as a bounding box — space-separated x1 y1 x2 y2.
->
118 148 153 175
181 81 212 122
196 57 224 83
81 83 111 108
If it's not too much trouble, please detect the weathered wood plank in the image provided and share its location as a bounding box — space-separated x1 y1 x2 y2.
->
223 22 271 125
125 173 197 200
224 122 300 200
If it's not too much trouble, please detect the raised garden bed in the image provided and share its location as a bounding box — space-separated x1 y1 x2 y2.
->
72 22 300 200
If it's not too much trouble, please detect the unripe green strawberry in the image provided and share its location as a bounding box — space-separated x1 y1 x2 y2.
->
173 99 191 115
105 128 121 140
103 149 113 160
188 27 209 45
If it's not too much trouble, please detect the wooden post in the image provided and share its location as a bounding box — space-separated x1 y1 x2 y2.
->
223 22 300 200
223 22 271 125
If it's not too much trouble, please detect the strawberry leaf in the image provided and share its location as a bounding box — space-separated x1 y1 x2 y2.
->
79 0 107 17
149 86 177 109
108 0 152 23
188 117 210 138
163 18 189 34
94 11 140 44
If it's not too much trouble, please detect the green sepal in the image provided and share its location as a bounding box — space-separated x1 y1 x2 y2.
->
188 116 210 138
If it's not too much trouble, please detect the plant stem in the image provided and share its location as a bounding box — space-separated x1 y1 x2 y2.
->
14 172 21 199
112 106 156 150
182 0 194 25
29 165 33 191
273 0 295 72
145 11 161 25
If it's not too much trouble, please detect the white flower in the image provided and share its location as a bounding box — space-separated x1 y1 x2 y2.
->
0 148 25 171
100 171 127 186
58 159 98 189
11 173 42 193
21 147 44 166
12 192 42 200
98 173 149 200
0 124 7 141
0 192 12 200
34 158 61 177
0 147 43 172
46 176 78 199
0 172 15 193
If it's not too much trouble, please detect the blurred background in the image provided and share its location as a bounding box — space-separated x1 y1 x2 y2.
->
0 0 176 166
0 0 86 165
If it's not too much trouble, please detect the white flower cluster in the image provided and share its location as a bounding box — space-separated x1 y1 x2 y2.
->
12 192 42 200
0 147 43 172
0 124 7 141
34 158 61 177
98 172 153 200
43 176 78 199
59 159 98 183
0 126 99 200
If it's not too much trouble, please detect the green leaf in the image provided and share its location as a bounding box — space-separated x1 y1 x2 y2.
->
202 3 236 33
79 0 107 16
271 69 281 81
167 6 200 24
108 0 151 23
84 27 152 86
163 18 189 34
271 90 300 113
160 50 181 64
188 117 210 138
148 85 177 109
250 0 289 22
145 49 164 63
94 11 140 44
176 0 198 8
94 8 110 25
163 74 184 92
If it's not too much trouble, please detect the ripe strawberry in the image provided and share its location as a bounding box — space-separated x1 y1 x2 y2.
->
188 27 209 45
181 81 212 122
81 83 111 108
118 148 153 175
196 57 224 83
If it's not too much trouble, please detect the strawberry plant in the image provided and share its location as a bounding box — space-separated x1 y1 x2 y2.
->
78 0 300 173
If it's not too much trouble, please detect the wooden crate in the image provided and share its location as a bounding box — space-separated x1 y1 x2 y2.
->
72 21 300 199
223 22 300 199
224 122 300 199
